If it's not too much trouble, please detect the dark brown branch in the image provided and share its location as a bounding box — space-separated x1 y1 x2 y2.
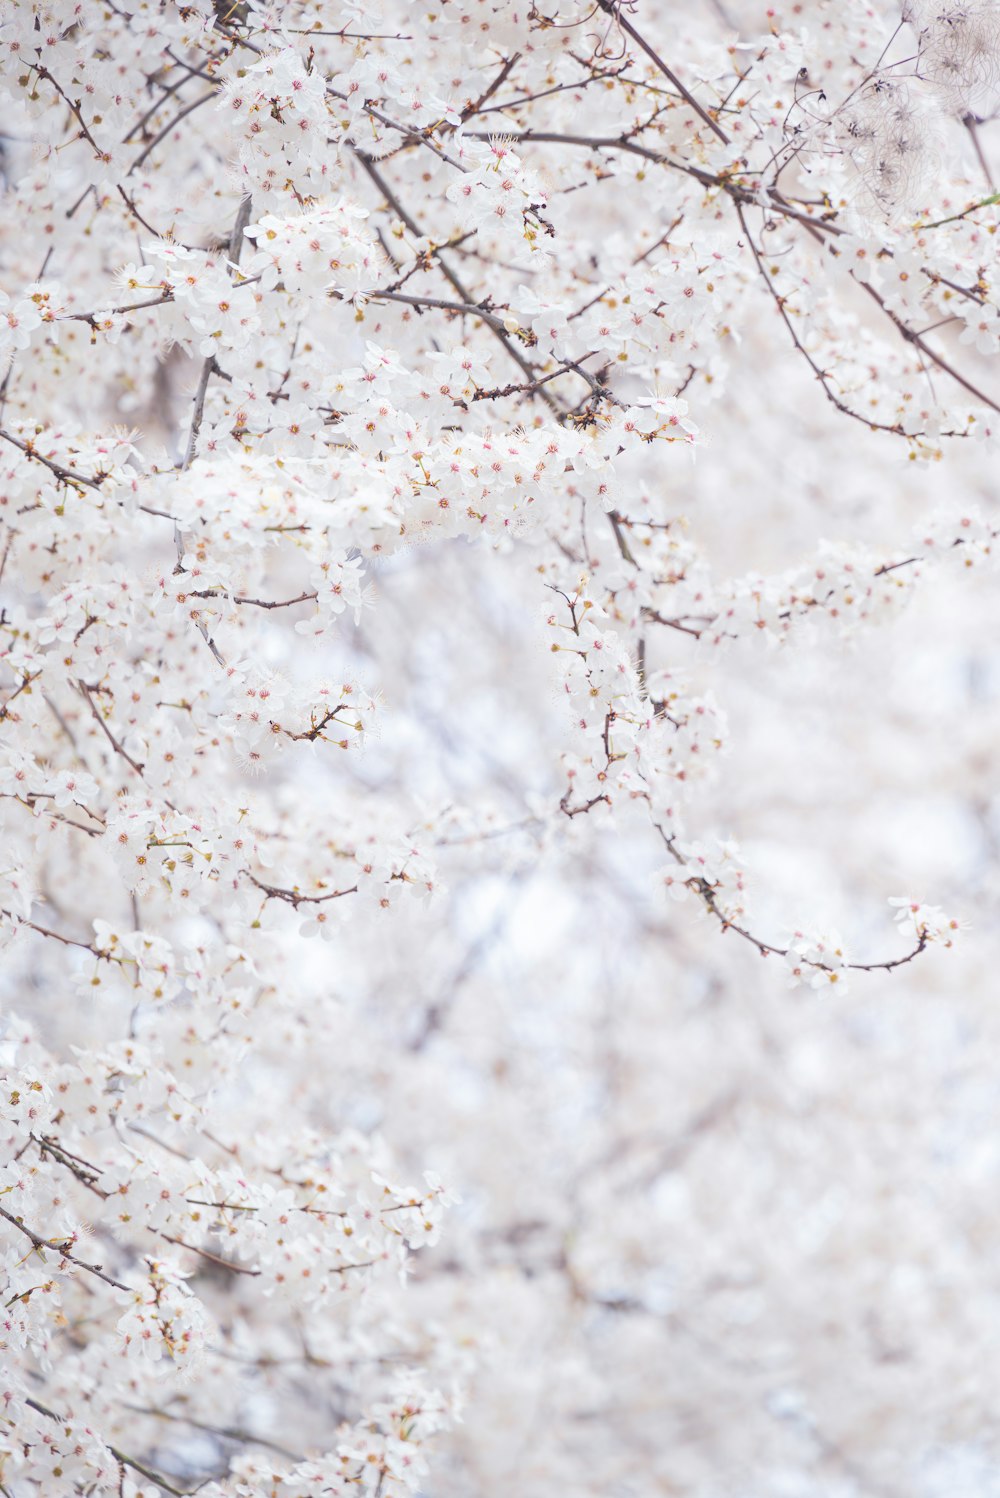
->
158 1233 261 1276
78 680 146 777
34 66 110 163
2 911 111 956
354 153 557 407
0 1204 127 1292
734 204 909 436
594 0 730 144
25 1399 191 1498
657 829 931 977
0 428 105 492
129 90 216 173
246 872 359 908
461 52 522 119
365 288 514 334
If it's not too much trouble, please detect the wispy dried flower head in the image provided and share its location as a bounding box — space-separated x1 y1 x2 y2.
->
835 79 939 218
906 1 1000 116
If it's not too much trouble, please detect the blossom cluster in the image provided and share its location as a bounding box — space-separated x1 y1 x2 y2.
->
0 0 992 1492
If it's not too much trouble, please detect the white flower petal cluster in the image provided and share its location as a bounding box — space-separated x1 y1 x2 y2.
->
0 0 992 1492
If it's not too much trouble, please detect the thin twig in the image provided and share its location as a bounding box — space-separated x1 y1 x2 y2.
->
594 1 730 144
0 1205 128 1292
78 680 146 777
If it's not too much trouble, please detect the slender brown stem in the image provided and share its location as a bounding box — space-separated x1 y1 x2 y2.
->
0 1204 127 1292
595 1 730 144
0 427 104 492
78 680 146 777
